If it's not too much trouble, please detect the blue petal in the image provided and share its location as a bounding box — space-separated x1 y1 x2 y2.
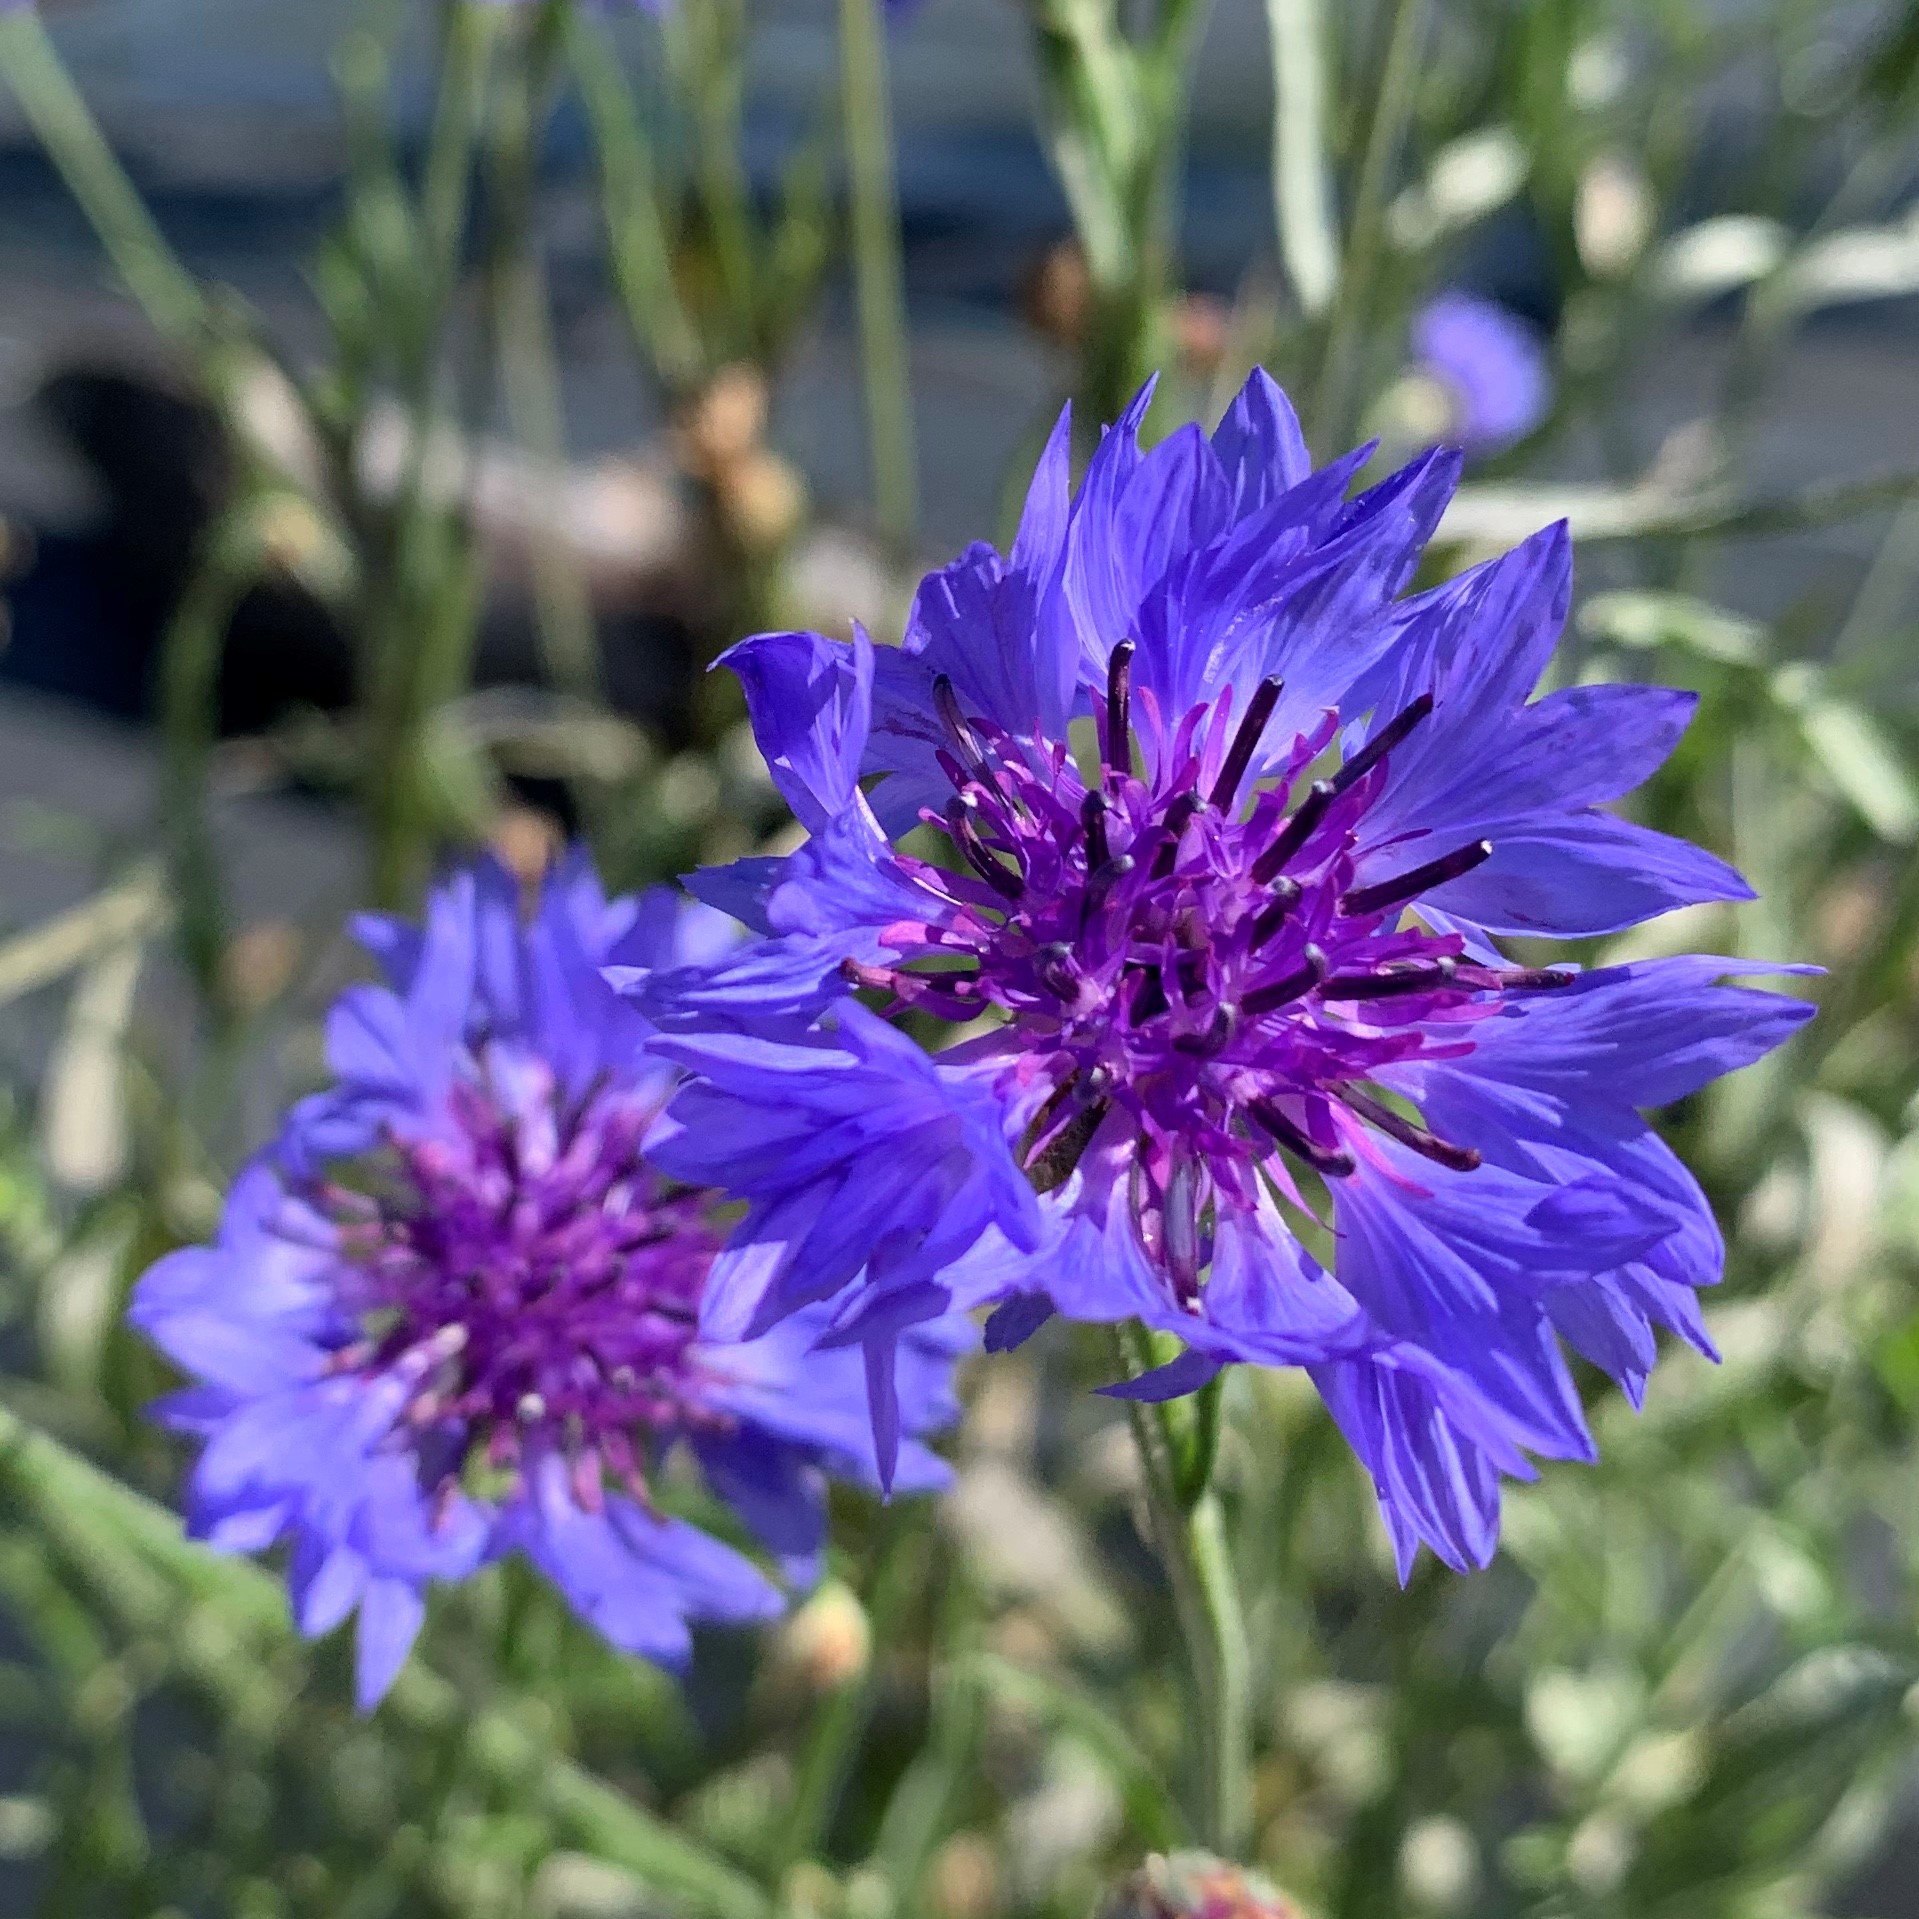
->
1310 1354 1511 1577
1357 684 1699 865
130 1303 322 1397
648 1006 1039 1346
191 1491 297 1554
354 1575 426 1710
721 628 875 834
863 1336 904 1494
764 809 949 940
1331 1150 1599 1466
693 1432 828 1588
1098 1347 1223 1402
1349 522 1570 772
679 854 787 936
1131 445 1457 753
1209 367 1312 513
348 911 424 992
692 1299 968 1486
323 986 423 1100
503 1455 781 1663
1430 956 1816 1110
627 932 859 1035
289 1534 369 1638
1160 1194 1384 1371
983 1292 1056 1352
1426 812 1754 937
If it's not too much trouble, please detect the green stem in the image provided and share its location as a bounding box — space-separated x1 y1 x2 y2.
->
0 12 208 352
673 0 757 352
491 2 602 703
568 10 704 397
1112 1325 1252 1857
0 1401 776 1919
351 8 494 907
0 866 168 1009
158 517 262 1035
1311 0 1429 450
1027 0 1210 436
420 0 500 314
1264 0 1338 320
771 1524 923 1880
839 0 919 553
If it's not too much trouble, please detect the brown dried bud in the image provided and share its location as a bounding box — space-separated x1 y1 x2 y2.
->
718 448 808 553
1098 1852 1303 1919
222 920 302 1014
1022 239 1092 348
679 364 770 476
1172 295 1230 377
488 807 564 887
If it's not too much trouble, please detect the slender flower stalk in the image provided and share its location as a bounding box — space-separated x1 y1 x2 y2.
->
1116 1331 1251 1855
0 12 292 1028
1311 0 1431 448
1026 0 1212 434
0 9 208 352
1264 0 1338 322
569 7 705 397
488 0 603 701
336 9 497 907
840 0 920 553
157 517 262 1035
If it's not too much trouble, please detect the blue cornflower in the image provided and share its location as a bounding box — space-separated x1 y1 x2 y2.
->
640 368 1814 1572
1409 291 1551 456
130 855 969 1708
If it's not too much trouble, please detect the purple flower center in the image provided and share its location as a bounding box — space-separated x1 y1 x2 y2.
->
850 649 1573 1299
309 1058 725 1507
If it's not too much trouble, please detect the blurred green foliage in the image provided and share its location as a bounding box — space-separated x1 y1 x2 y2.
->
0 0 1916 1915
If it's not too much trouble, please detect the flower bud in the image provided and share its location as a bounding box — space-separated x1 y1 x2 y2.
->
1097 1852 1303 1919
774 1578 872 1694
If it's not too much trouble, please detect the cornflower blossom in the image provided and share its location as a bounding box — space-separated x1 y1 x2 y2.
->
130 856 968 1708
1409 291 1551 456
639 368 1814 1571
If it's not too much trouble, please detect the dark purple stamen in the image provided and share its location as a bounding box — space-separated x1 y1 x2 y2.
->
1338 1086 1483 1172
1083 851 1135 915
1342 840 1493 918
1131 963 1170 1022
1248 879 1302 948
309 1066 725 1508
1173 1003 1239 1056
1209 677 1285 811
1455 964 1576 992
1249 1100 1355 1178
1081 790 1110 872
1320 958 1459 1000
1174 945 1211 1005
932 674 988 778
1251 780 1335 883
1027 1094 1110 1194
1241 943 1328 1015
1328 691 1434 797
1104 641 1135 772
1151 791 1205 879
877 656 1536 1312
951 799 1024 901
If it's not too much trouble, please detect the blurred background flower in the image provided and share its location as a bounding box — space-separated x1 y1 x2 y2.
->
1377 291 1551 459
